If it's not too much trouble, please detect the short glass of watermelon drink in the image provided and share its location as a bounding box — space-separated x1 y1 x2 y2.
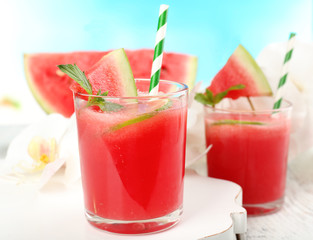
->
73 79 188 234
204 98 292 215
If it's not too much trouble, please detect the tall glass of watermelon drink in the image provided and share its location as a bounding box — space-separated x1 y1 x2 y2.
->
74 79 188 234
204 99 292 215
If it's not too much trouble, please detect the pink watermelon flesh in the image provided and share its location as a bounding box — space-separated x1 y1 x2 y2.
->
71 49 137 97
25 49 197 117
208 44 272 99
24 52 105 117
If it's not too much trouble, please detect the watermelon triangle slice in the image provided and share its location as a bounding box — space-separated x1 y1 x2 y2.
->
71 49 137 97
208 44 272 99
24 49 197 117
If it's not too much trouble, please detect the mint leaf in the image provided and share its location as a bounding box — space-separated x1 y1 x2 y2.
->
205 89 214 103
87 96 104 107
194 84 245 106
214 84 245 104
194 93 213 105
87 96 123 112
57 64 123 112
90 90 123 111
96 89 108 96
100 101 124 112
57 64 92 94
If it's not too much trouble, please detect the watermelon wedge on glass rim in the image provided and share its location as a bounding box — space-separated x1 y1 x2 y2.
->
70 49 137 97
208 44 272 100
24 49 197 117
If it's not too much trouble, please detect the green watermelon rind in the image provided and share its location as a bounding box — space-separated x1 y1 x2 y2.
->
112 48 138 97
86 48 138 97
235 45 272 96
24 54 56 114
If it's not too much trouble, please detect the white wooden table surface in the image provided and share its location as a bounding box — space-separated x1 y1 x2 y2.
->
0 146 247 240
1 145 313 239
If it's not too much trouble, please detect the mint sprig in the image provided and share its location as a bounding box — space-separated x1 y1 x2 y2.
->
57 64 123 112
58 64 92 94
86 89 123 112
195 84 245 107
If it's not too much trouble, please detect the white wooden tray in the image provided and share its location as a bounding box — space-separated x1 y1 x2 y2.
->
0 169 246 240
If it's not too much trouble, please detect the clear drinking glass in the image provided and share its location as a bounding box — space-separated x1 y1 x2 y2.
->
73 79 188 234
204 98 292 215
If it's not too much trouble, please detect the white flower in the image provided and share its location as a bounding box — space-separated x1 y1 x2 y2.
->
13 136 58 173
1 114 80 188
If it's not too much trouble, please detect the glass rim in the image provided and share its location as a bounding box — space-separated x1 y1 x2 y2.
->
203 99 292 114
73 79 188 100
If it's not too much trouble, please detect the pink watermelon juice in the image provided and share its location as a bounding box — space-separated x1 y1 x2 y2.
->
74 80 188 234
204 102 291 215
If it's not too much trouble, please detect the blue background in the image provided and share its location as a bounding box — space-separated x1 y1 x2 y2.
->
0 0 312 99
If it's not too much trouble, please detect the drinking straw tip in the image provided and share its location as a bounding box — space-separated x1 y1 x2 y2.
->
289 32 296 38
160 4 169 11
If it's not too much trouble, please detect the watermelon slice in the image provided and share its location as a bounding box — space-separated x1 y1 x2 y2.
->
208 44 272 99
24 49 197 117
71 49 137 97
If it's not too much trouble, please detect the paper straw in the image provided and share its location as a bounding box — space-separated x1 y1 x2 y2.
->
149 4 169 95
273 33 296 109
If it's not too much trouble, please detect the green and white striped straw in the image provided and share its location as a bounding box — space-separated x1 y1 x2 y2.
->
149 4 169 95
273 33 296 109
